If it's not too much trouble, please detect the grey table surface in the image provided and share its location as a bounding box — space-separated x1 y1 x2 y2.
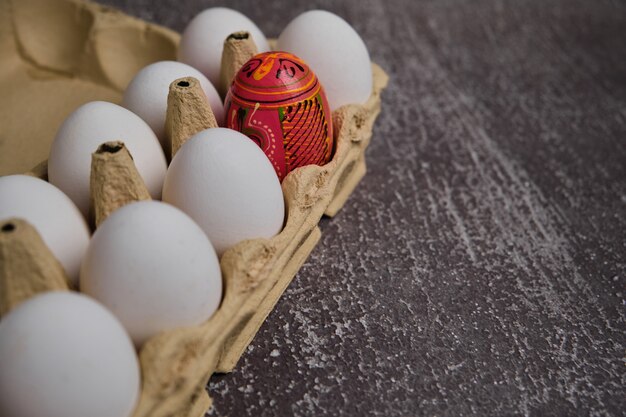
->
101 0 625 415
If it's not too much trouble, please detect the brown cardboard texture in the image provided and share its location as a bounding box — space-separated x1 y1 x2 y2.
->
0 0 178 176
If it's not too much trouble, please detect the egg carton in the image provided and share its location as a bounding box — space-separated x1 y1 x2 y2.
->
1 0 389 416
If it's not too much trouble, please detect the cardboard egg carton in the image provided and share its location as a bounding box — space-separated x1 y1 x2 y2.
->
0 0 389 415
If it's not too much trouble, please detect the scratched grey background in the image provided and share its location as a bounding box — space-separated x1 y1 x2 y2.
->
100 0 626 415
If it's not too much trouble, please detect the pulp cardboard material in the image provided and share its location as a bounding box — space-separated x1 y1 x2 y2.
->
0 0 178 175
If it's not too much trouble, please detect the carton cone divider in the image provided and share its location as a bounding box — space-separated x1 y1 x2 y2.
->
90 141 151 228
0 218 70 316
165 77 218 159
219 31 259 96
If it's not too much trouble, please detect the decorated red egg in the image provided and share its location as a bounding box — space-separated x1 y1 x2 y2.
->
224 51 334 181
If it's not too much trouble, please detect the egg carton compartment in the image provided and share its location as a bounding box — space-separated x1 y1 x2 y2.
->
0 0 389 416
0 0 180 176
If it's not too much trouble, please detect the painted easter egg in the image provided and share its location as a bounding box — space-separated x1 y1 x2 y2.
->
225 51 334 181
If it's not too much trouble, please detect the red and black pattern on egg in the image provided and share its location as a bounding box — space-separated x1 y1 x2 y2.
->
224 52 334 181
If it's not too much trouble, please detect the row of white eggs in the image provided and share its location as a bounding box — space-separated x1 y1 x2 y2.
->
178 7 373 110
0 129 284 417
0 7 373 417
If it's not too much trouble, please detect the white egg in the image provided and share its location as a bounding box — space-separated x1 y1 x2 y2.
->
178 7 270 88
162 128 284 255
0 175 89 286
48 101 167 218
0 292 140 417
277 10 373 110
123 61 225 145
80 200 222 347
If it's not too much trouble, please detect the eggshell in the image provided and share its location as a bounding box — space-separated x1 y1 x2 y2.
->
0 292 140 417
122 61 225 145
178 7 270 88
80 201 222 347
48 101 167 218
277 10 373 110
225 51 334 181
162 128 284 255
0 175 89 285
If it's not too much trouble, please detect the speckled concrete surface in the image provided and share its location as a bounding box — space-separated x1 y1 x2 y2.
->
100 0 625 415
